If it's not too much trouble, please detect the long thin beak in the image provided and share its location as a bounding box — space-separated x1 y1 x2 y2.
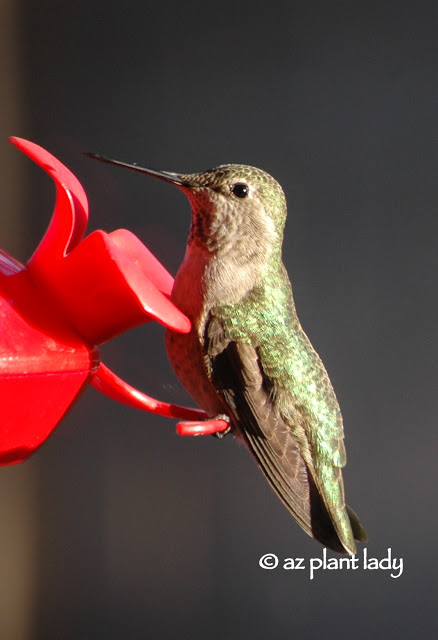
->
84 153 198 188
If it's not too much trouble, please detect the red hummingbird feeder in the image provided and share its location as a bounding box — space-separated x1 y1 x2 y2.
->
0 137 228 465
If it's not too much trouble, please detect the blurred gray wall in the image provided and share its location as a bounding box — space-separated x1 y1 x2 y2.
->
1 1 436 638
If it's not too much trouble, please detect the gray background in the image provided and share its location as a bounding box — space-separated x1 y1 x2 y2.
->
1 1 436 638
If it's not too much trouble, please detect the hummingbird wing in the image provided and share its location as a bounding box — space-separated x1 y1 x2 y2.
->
205 313 366 554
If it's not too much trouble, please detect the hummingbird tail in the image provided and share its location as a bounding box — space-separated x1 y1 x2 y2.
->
346 505 368 542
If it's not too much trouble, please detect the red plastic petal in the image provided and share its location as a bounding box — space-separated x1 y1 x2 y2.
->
109 229 174 297
40 229 190 344
10 137 89 261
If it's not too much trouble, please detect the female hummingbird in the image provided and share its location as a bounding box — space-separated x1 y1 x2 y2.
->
88 154 367 554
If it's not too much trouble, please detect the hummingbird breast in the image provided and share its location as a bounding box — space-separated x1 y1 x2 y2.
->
164 225 278 415
165 251 231 416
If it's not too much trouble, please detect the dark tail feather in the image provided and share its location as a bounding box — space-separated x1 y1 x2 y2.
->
347 505 368 542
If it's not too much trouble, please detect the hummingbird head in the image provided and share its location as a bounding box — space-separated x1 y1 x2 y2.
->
171 164 287 257
86 155 287 263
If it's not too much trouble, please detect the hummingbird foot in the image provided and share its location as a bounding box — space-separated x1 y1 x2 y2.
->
176 414 230 437
211 414 231 438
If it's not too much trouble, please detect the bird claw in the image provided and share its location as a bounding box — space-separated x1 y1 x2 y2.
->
211 414 231 438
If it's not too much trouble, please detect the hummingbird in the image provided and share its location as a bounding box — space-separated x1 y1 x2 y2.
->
87 153 367 554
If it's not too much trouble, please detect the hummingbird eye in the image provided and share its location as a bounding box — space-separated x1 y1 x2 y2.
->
230 182 249 199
